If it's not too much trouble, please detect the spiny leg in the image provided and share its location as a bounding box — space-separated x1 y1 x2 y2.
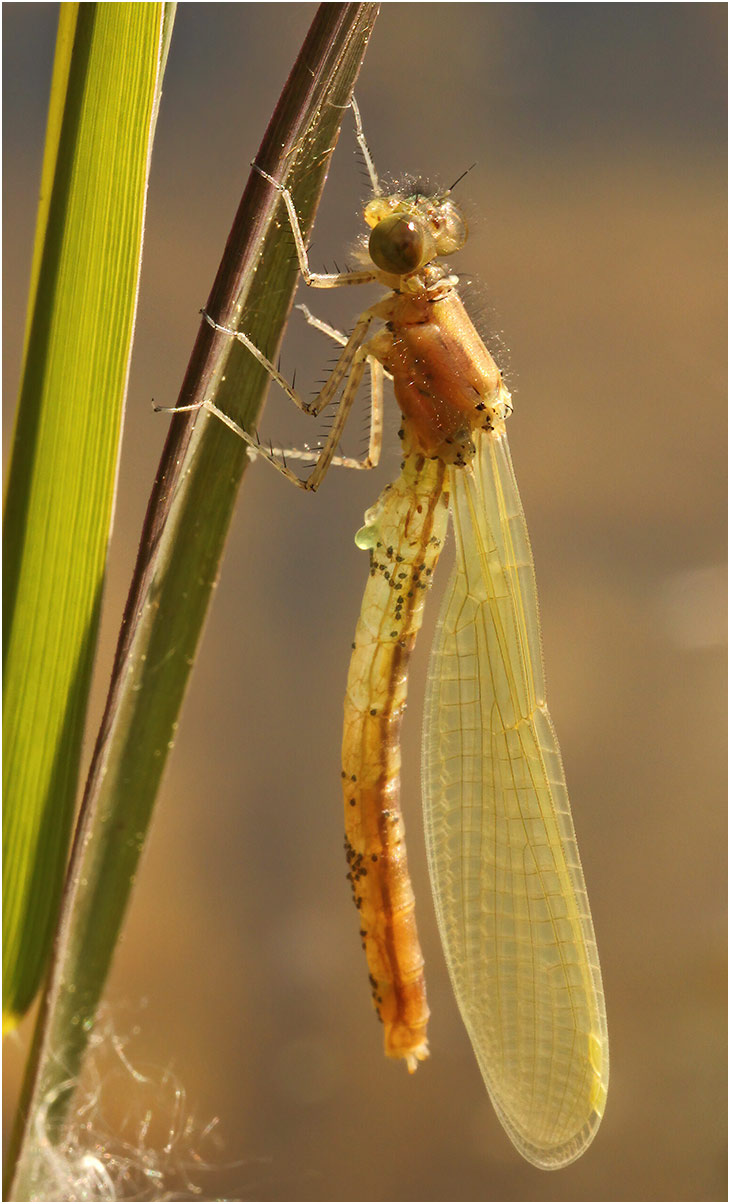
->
156 303 372 424
303 345 380 489
202 308 373 419
296 304 347 347
253 164 376 290
362 352 383 471
350 96 380 197
238 103 382 468
295 304 385 472
167 397 310 488
239 343 382 486
156 102 385 488
156 307 383 489
297 302 393 382
273 353 382 475
318 95 379 197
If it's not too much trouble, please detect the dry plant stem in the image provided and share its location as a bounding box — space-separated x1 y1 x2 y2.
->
5 4 379 1197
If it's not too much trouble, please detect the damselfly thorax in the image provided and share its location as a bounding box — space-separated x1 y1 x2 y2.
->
366 262 508 464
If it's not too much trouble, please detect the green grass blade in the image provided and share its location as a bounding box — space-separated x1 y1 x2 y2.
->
2 3 174 1029
4 5 379 1197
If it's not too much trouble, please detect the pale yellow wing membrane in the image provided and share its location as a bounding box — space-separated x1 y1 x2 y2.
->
422 424 608 1169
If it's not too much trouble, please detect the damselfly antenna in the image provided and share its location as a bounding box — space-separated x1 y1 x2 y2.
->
446 162 477 193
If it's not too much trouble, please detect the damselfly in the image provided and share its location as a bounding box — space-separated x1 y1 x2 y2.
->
167 102 608 1170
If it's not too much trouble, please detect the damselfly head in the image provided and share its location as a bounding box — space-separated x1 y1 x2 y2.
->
364 192 467 277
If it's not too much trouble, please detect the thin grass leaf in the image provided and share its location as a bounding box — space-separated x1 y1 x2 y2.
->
4 5 378 1197
3 3 174 1030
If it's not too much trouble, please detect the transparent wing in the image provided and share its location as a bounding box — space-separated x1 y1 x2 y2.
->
422 424 608 1169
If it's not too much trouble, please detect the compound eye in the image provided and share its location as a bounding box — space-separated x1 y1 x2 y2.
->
434 201 467 255
369 214 425 275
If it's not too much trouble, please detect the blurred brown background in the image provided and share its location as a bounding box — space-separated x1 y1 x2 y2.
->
3 4 726 1200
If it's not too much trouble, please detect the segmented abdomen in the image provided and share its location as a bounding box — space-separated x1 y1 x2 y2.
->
342 449 449 1069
